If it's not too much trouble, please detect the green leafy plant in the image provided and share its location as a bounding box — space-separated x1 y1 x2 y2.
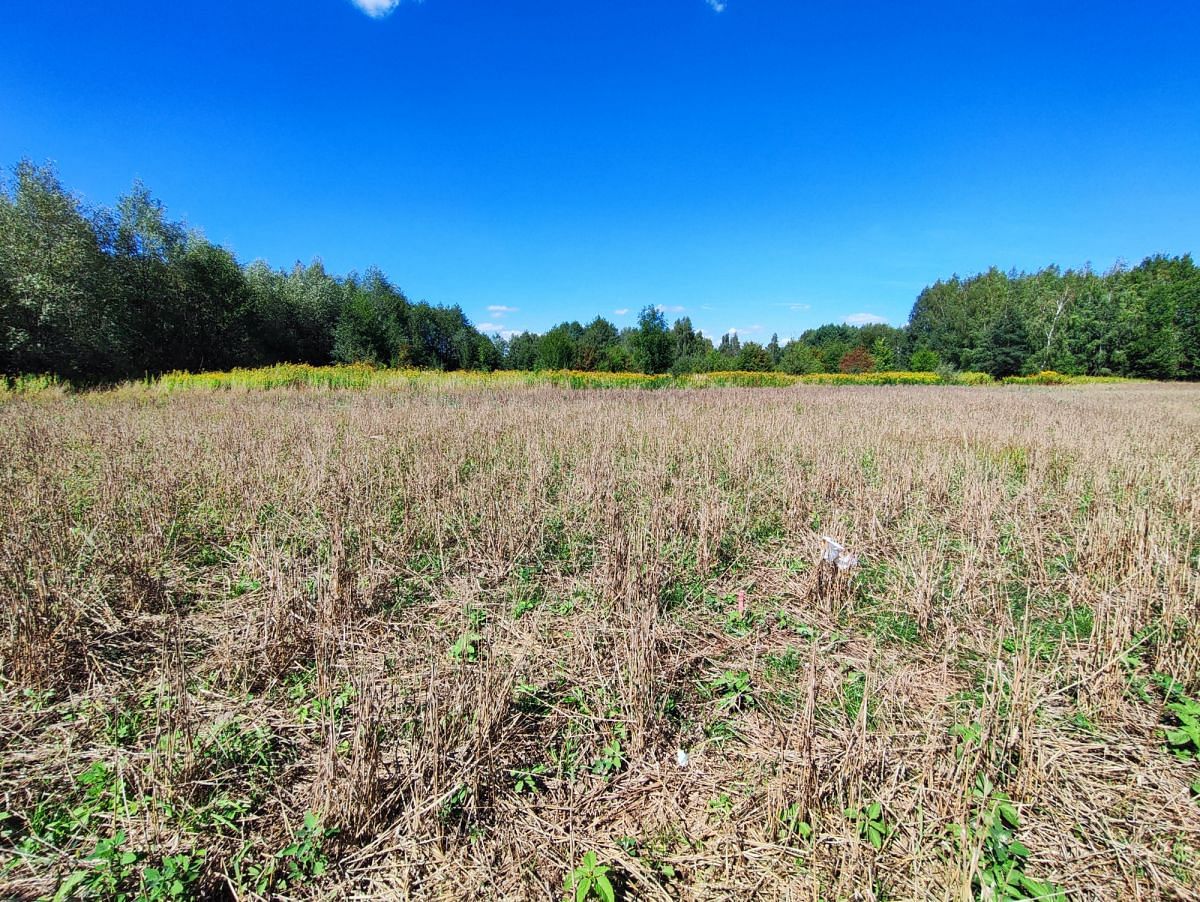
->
950 720 983 761
231 575 262 597
55 831 139 901
840 669 869 723
706 794 734 820
102 691 158 746
844 802 892 850
510 763 547 794
449 631 482 663
774 610 817 637
439 784 471 824
512 594 541 619
276 811 334 888
765 646 803 679
564 850 616 902
591 735 625 778
723 608 760 637
964 776 1066 901
141 850 206 900
777 802 813 845
1163 695 1200 760
703 719 742 743
708 670 755 712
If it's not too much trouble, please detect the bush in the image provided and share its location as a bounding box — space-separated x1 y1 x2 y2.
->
909 348 941 372
1003 370 1071 385
955 371 994 385
778 343 823 375
838 347 875 374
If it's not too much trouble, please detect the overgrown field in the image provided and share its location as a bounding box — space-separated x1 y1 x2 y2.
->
1 381 1198 900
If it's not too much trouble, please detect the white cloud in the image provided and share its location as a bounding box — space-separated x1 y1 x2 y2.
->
656 304 687 314
788 303 812 312
726 324 764 335
613 308 630 316
477 323 523 340
351 0 401 18
706 0 727 11
843 313 888 326
485 305 518 318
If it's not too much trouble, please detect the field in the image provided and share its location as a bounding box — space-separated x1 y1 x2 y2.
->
1 378 1199 900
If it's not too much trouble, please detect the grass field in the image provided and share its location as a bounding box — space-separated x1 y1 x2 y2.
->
1 378 1198 900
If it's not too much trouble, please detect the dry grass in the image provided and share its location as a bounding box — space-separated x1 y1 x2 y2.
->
1 379 1198 900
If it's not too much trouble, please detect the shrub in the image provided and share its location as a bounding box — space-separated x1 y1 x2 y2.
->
956 371 994 385
1003 370 1072 385
908 347 940 372
838 347 875 374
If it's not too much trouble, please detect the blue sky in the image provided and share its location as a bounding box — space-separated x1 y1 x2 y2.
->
2 1 1198 341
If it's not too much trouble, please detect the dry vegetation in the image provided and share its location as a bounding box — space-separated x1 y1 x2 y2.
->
2 380 1199 900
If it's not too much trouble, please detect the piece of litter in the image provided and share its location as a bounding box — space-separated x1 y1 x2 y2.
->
675 749 689 768
822 536 859 571
821 535 844 562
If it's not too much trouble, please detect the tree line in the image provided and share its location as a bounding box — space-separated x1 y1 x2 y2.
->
2 161 1197 382
0 162 497 381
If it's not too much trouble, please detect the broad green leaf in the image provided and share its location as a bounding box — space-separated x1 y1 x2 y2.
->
53 871 89 902
997 802 1020 829
595 874 616 902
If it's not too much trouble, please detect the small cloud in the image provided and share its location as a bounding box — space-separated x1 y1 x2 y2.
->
351 0 401 18
789 303 812 312
613 308 630 316
843 312 887 326
700 304 714 311
705 0 727 11
726 324 764 336
656 304 686 314
485 305 518 318
478 323 523 340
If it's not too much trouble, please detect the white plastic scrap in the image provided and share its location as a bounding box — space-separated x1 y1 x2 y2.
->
822 535 859 572
675 748 690 768
821 536 844 562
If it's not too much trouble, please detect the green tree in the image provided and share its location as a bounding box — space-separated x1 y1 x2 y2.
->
717 332 741 359
777 341 822 374
536 323 579 370
630 305 672 374
505 331 539 370
977 304 1032 378
870 337 895 371
0 161 117 379
908 347 940 372
577 316 619 370
735 341 774 371
766 332 781 365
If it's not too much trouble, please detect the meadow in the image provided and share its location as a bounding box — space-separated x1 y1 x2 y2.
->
1 376 1198 900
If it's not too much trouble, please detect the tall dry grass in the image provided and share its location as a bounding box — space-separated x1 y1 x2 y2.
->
0 380 1197 899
